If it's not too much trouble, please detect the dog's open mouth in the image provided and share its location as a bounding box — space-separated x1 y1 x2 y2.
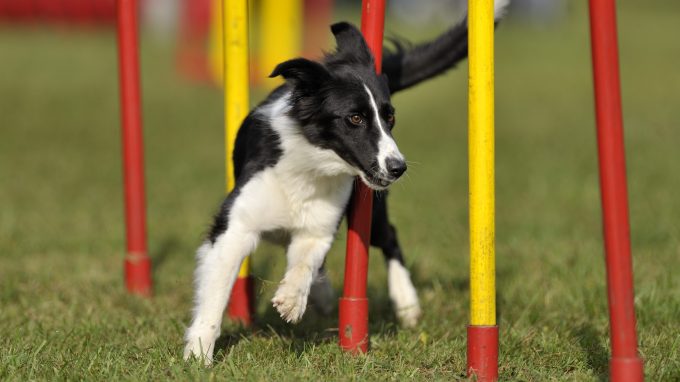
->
358 172 394 191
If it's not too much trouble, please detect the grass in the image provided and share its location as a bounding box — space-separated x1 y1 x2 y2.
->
1 1 680 380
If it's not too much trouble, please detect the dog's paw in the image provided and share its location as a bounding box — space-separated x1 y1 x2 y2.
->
395 303 421 328
183 343 213 366
183 329 217 366
272 281 309 323
387 259 421 328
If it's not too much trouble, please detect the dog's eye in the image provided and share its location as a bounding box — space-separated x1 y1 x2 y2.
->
386 114 395 125
348 114 364 126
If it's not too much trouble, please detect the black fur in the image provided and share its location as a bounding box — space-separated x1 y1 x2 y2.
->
382 17 504 93
381 19 469 93
329 22 375 67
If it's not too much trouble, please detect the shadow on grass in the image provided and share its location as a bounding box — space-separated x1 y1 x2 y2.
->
150 236 181 277
212 282 403 358
408 258 518 336
571 323 608 381
213 326 251 357
210 244 476 358
208 248 511 359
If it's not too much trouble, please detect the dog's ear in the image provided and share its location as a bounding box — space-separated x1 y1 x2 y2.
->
330 22 374 67
269 58 331 87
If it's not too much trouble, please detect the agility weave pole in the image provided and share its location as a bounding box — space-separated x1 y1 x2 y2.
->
466 0 498 380
223 0 255 325
259 0 303 89
303 0 335 57
0 0 117 24
587 1 644 380
208 0 303 87
116 0 152 296
338 0 385 354
209 0 224 84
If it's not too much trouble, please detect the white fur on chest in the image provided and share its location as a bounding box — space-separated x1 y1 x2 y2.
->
230 93 355 238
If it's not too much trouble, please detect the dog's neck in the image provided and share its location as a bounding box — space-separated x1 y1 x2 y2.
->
264 92 357 179
259 92 356 203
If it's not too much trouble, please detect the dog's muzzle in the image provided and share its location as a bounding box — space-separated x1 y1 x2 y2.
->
385 157 407 179
363 157 407 190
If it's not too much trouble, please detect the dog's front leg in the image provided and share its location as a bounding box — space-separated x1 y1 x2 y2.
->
272 233 333 323
371 195 421 327
184 228 259 365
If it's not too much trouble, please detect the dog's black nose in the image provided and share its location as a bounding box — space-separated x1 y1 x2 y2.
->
386 158 407 179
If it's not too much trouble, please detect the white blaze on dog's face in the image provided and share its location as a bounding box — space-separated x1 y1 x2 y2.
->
269 22 407 190
362 83 406 188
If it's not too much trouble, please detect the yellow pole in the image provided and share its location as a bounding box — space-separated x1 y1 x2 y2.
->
259 0 302 89
224 0 251 281
468 0 496 327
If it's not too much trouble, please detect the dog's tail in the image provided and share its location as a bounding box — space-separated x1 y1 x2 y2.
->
382 0 510 94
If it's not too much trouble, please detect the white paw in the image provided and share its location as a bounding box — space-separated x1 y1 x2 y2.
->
308 272 335 316
183 328 217 366
395 303 421 328
388 259 421 328
272 284 308 323
272 279 309 323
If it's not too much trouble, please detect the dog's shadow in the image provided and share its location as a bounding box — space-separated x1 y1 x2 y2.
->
570 323 609 381
211 282 405 359
407 260 513 326
210 265 518 363
212 256 486 359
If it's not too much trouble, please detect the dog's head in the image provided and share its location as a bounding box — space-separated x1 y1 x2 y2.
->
270 22 406 190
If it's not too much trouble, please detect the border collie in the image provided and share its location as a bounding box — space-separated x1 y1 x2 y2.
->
185 1 509 364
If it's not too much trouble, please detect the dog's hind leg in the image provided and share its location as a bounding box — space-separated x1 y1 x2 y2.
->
272 233 333 323
184 227 259 365
371 193 421 327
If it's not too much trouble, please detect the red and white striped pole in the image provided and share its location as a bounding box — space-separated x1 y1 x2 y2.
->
587 1 644 381
116 0 152 296
338 0 385 354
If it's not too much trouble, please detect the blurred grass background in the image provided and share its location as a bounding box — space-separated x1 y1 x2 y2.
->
1 0 679 380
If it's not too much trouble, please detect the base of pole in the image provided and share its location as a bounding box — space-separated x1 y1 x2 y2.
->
124 252 152 297
610 356 644 382
339 297 369 353
467 325 499 382
227 275 254 325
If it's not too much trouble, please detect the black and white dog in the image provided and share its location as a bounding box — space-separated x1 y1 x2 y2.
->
185 1 509 364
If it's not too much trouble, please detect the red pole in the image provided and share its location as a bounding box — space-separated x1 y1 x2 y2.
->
226 274 255 325
338 0 385 354
303 0 334 57
117 0 152 296
587 1 643 380
176 0 212 82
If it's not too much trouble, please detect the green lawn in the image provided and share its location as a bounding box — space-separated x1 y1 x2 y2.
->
1 2 679 380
